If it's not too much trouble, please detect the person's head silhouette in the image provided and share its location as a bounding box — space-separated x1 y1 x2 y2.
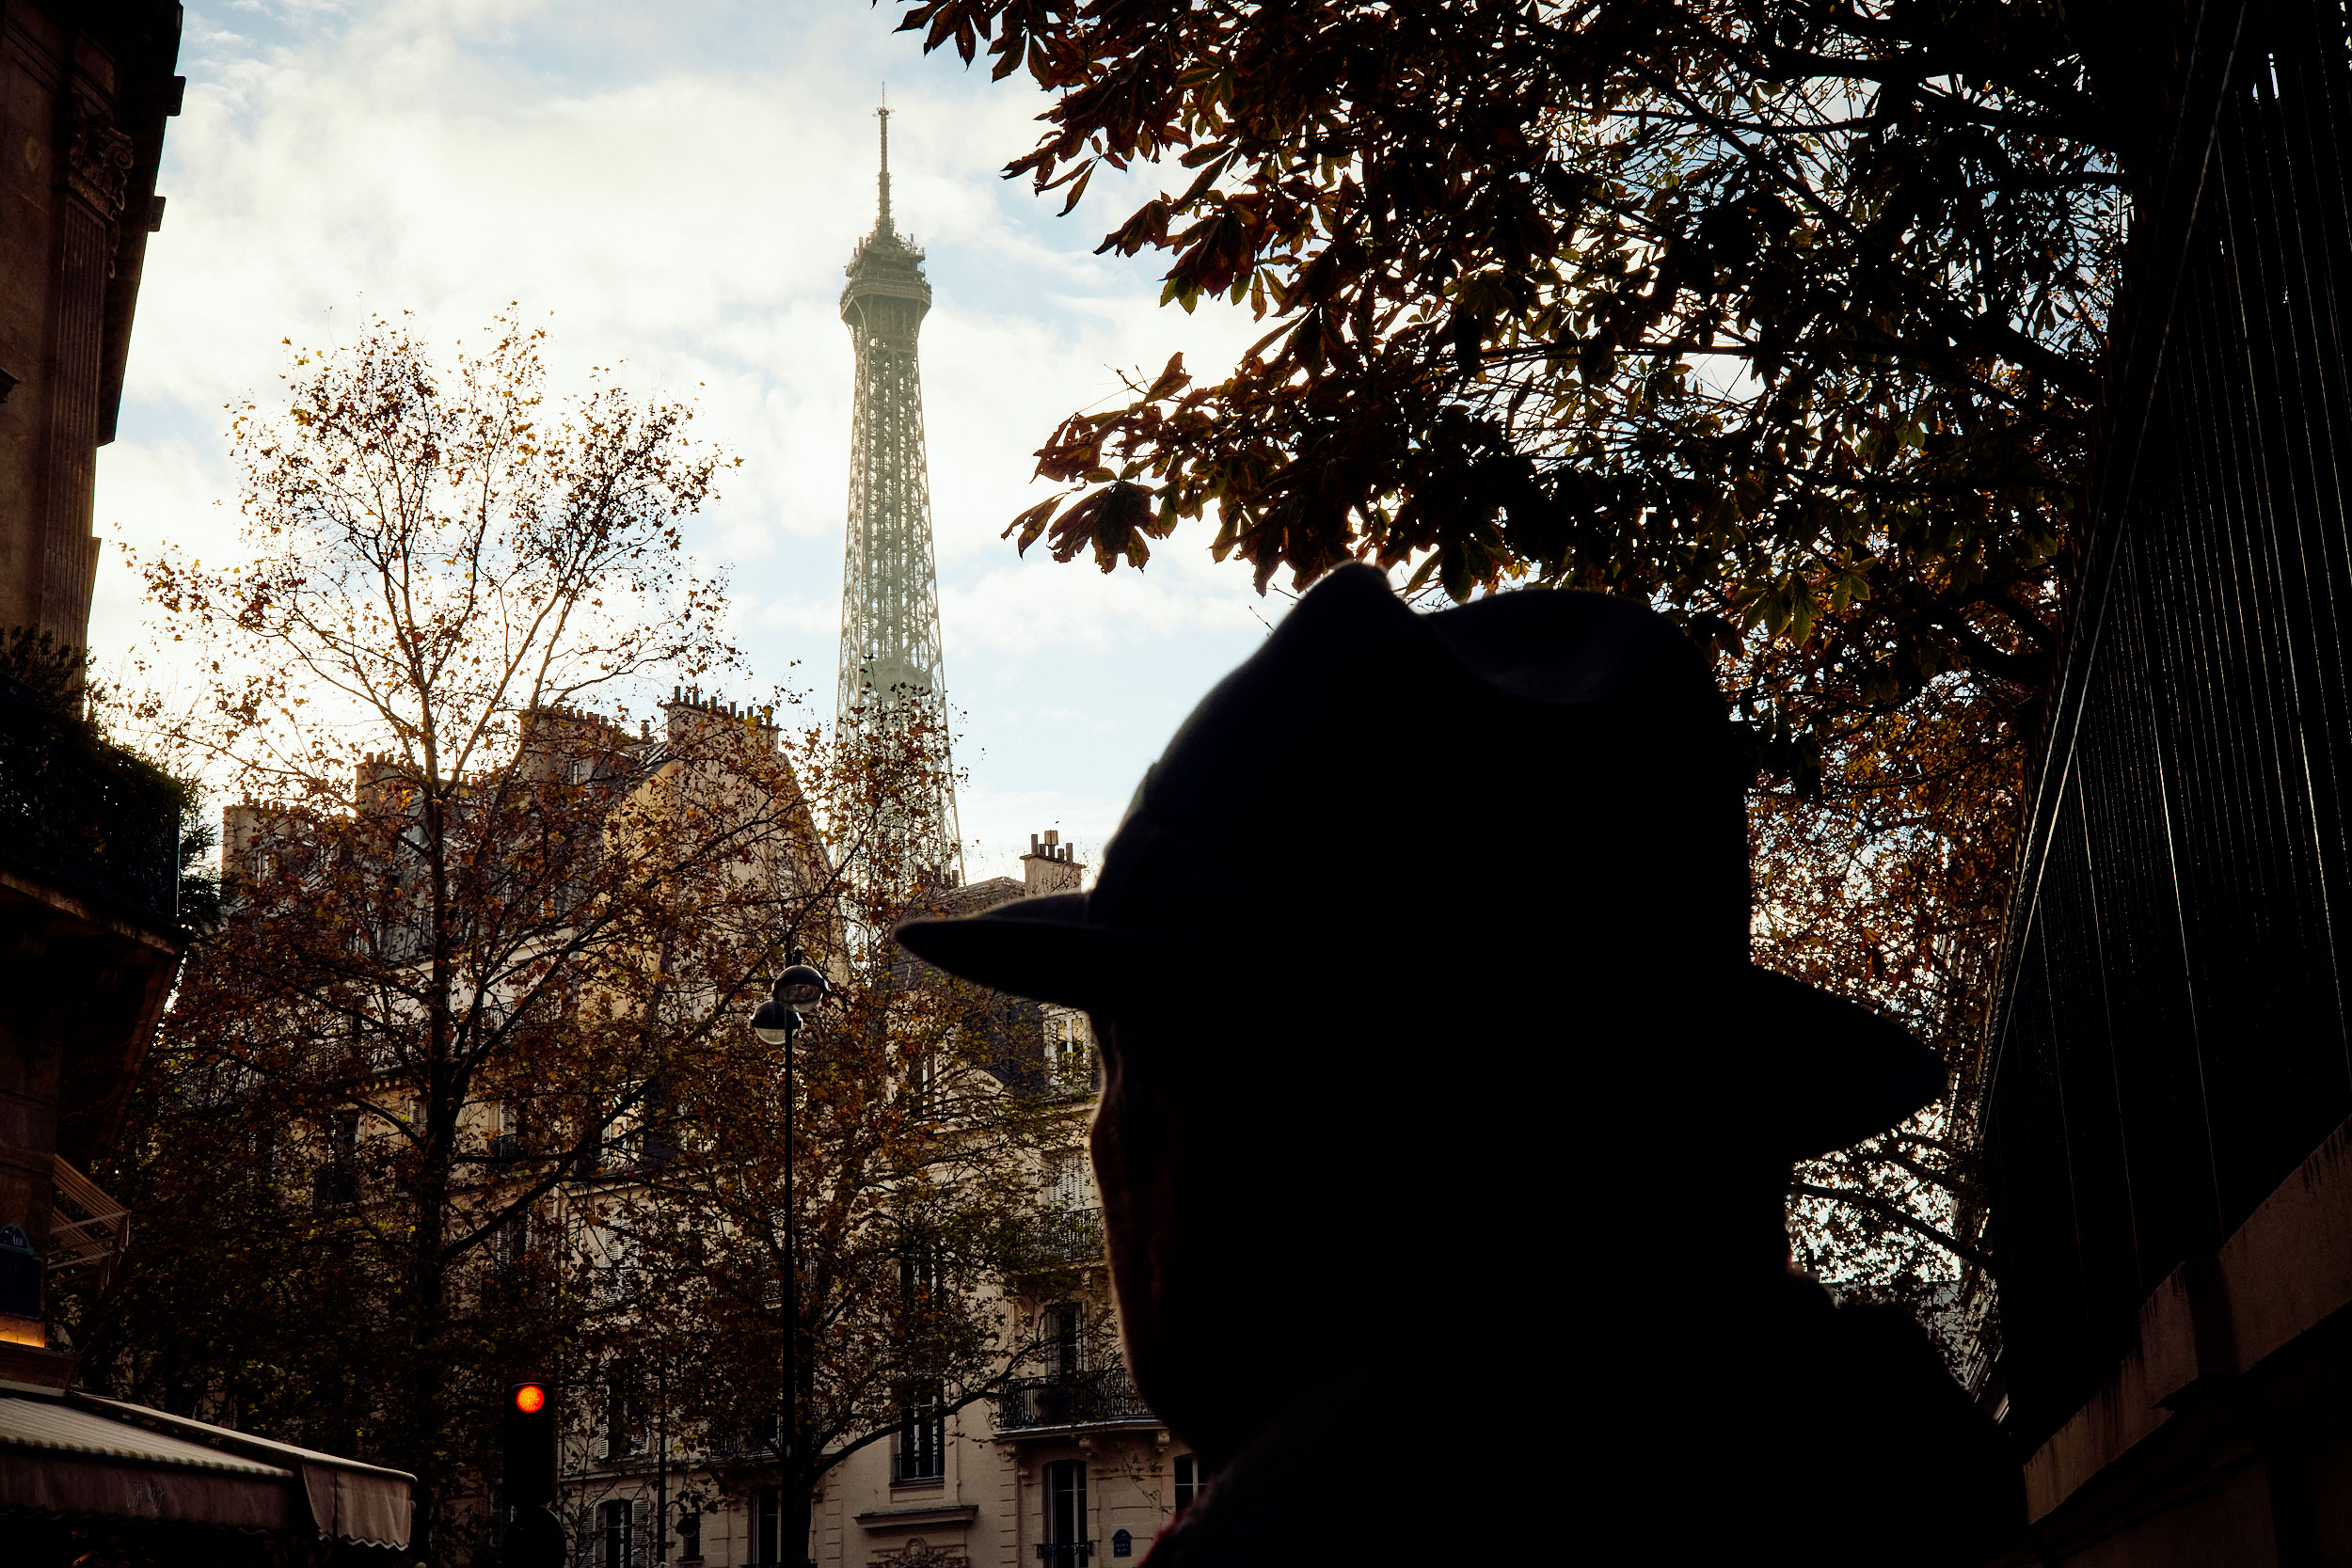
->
899 566 2008 1562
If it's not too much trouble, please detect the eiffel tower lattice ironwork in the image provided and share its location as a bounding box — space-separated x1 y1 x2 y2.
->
836 100 963 888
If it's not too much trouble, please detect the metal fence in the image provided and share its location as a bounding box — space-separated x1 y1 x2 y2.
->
1982 0 2352 1441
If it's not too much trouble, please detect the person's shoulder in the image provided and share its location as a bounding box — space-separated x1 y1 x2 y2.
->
1141 1341 1562 1568
1778 1281 2026 1563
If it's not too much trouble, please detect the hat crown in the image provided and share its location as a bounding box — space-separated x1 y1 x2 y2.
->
1090 566 1750 981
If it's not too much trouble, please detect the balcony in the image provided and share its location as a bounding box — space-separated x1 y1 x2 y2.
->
994 1365 1156 1435
0 678 181 931
1038 1049 1098 1103
1019 1207 1104 1269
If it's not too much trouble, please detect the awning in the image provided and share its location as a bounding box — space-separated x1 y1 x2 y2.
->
0 1381 414 1547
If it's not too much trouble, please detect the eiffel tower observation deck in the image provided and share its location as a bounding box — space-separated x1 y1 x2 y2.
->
837 101 962 888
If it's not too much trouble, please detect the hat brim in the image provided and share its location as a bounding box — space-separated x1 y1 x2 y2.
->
895 897 1945 1159
895 895 1299 1012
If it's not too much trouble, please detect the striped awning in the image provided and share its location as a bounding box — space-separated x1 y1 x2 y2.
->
0 1384 412 1546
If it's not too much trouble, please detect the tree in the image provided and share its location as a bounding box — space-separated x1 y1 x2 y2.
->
903 0 2138 689
72 312 816 1560
890 0 2189 1316
74 313 1096 1566
561 714 1087 1568
596 859 1089 1568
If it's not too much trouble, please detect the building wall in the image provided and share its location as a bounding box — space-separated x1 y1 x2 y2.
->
0 0 182 1387
1999 1111 2352 1565
562 1368 1199 1568
0 1 178 646
545 909 1191 1568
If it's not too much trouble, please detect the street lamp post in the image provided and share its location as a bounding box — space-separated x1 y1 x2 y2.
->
750 953 828 1568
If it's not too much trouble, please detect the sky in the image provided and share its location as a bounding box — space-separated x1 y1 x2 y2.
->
92 0 1292 883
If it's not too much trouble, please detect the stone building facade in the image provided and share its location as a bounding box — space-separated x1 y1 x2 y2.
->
0 0 181 646
557 832 1207 1568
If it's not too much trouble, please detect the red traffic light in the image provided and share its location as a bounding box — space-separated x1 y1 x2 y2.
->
504 1377 558 1510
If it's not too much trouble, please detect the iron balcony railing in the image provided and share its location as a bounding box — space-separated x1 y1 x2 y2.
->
1040 1050 1099 1101
995 1365 1155 1434
1034 1545 1092 1566
0 679 181 929
1025 1207 1104 1267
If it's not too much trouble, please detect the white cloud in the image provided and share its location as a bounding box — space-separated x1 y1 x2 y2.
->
95 0 1292 866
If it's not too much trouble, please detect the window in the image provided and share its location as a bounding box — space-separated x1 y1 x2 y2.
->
577 1105 606 1178
600 1498 634 1568
754 1485 782 1566
596 1230 640 1307
1173 1454 1210 1513
899 1243 942 1311
1044 1012 1093 1090
1040 1151 1100 1263
313 1110 360 1207
895 1386 945 1483
1048 1149 1089 1212
676 1509 701 1561
497 1206 534 1272
639 1080 677 1170
1041 1302 1083 1378
604 1370 645 1460
894 1250 946 1483
490 1103 525 1174
1042 1460 1090 1565
905 1046 937 1109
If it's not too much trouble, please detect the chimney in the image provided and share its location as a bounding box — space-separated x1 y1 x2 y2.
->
1022 829 1084 895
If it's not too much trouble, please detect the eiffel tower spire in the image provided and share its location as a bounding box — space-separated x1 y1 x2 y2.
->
876 87 893 231
837 102 962 888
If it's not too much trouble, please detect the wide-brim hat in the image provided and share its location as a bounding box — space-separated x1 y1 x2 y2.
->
898 565 1942 1159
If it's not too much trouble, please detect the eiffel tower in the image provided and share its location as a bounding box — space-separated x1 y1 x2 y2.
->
836 101 963 888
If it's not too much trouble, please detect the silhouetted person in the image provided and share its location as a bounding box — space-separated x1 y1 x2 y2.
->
899 566 2023 1565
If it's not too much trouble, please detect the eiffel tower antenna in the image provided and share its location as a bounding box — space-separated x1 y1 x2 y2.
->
837 99 962 889
876 86 891 229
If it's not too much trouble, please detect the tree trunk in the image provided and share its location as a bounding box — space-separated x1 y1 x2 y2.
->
787 1469 815 1568
410 787 456 1561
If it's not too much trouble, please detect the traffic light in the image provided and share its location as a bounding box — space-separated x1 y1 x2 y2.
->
502 1378 556 1505
502 1378 565 1568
